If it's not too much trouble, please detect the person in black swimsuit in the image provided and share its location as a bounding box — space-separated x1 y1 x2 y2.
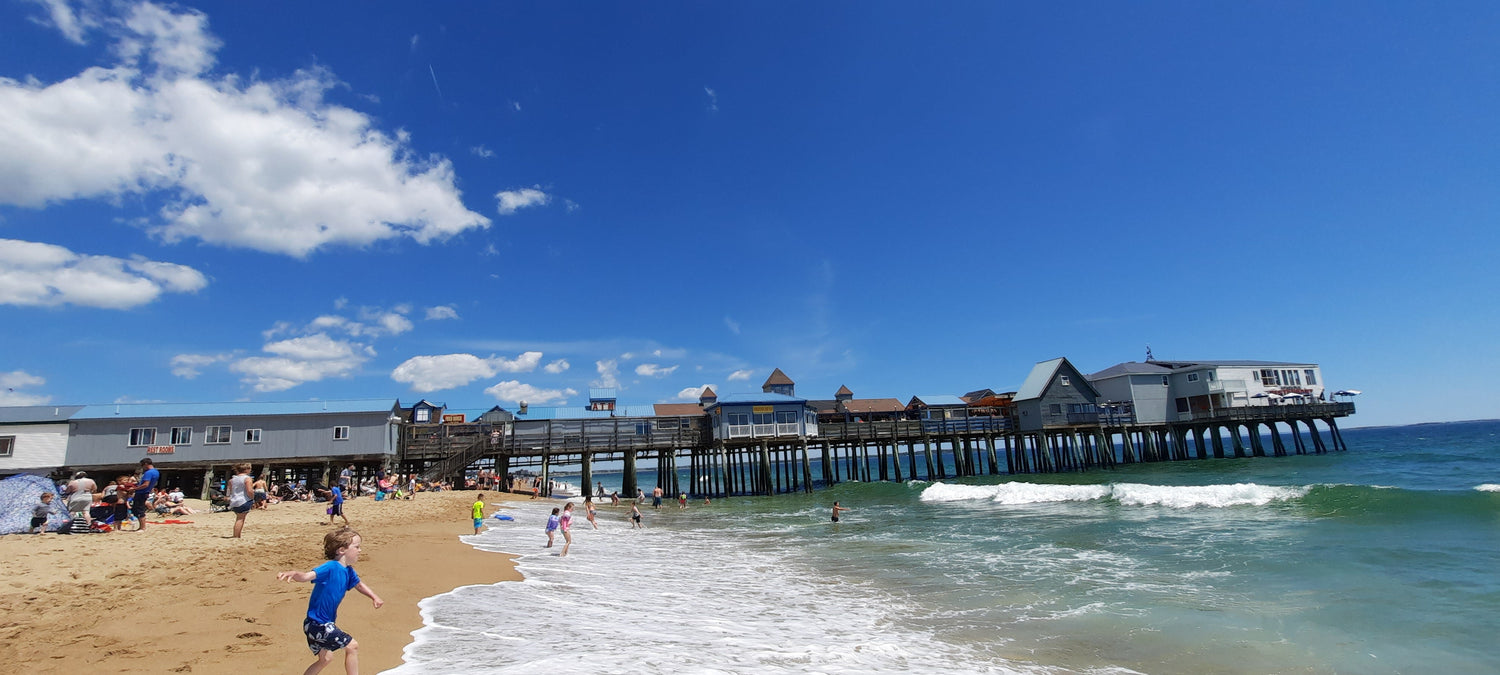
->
831 501 850 523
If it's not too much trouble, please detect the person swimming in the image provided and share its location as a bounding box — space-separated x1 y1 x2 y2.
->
831 501 850 523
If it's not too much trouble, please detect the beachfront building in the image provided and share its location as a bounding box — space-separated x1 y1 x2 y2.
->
64 399 403 494
0 405 83 477
1088 360 1327 424
907 395 974 432
704 393 819 441
1014 358 1102 432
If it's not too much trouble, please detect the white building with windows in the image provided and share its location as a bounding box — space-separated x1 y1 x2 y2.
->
1089 360 1326 424
0 406 84 475
704 393 819 441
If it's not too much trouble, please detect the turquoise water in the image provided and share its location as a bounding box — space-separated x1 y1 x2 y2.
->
393 420 1500 674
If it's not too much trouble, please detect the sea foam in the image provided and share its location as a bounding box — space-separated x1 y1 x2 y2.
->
919 481 1308 508
1475 483 1500 492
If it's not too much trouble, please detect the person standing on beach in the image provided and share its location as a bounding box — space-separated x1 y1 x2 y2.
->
472 493 486 534
131 458 159 531
545 507 560 547
278 527 383 675
229 463 254 537
652 485 663 510
559 502 574 557
629 502 643 529
831 501 850 523
340 465 353 492
63 471 96 528
253 476 269 510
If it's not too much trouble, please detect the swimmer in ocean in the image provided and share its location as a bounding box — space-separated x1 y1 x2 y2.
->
831 501 850 523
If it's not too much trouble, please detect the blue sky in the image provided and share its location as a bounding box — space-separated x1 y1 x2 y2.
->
1 1 1496 427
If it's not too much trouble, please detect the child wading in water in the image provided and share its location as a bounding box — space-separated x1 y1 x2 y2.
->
545 507 560 547
278 527 384 675
559 502 574 556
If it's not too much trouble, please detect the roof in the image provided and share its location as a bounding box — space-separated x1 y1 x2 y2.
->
699 386 716 399
1015 358 1100 401
72 399 398 420
705 392 809 409
841 398 906 414
0 405 85 424
588 388 618 401
1148 359 1316 368
1088 362 1173 380
762 368 794 387
909 395 967 407
835 385 853 396
653 403 705 417
805 399 842 414
961 389 996 402
514 404 659 420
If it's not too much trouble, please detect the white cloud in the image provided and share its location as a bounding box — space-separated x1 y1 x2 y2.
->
0 2 491 257
371 311 413 336
724 316 741 334
510 100 521 112
170 352 231 378
0 370 50 405
593 359 620 388
470 145 494 159
28 0 93 44
425 305 459 320
675 384 716 401
704 86 718 112
543 359 570 374
230 332 371 392
635 363 678 378
483 380 575 405
495 186 550 215
409 34 420 52
0 238 207 309
391 353 496 392
728 369 754 381
564 199 580 213
493 351 543 373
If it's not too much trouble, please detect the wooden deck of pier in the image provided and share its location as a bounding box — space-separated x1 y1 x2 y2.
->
401 402 1355 498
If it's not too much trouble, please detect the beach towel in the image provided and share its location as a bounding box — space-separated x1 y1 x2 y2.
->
0 475 70 535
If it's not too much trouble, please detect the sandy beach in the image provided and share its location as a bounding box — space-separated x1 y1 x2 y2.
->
0 489 523 674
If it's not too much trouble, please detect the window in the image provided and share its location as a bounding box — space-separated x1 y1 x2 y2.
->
1208 372 1216 382
1068 404 1097 414
654 418 681 431
170 427 192 445
1187 373 1199 382
333 426 350 441
0 436 13 457
727 413 749 426
205 425 232 444
1304 369 1317 385
752 412 774 425
414 408 430 423
244 429 262 443
1060 375 1071 386
775 411 798 424
1162 376 1169 386
1260 369 1276 386
1175 397 1190 413
129 428 156 446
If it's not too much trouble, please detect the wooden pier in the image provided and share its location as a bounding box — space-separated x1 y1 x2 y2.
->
402 402 1355 498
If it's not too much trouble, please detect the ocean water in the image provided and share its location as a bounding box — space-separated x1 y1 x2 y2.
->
387 420 1500 674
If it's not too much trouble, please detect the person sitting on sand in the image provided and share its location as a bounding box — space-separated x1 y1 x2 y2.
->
31 492 56 534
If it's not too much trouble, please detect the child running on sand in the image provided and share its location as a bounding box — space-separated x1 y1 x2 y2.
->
30 492 55 533
472 493 486 534
327 485 349 526
278 527 384 675
545 507 560 547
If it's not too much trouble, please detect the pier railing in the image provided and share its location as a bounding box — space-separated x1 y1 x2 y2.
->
1185 401 1354 423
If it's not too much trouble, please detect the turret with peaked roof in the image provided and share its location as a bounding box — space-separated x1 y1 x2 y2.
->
835 385 853 402
699 386 717 406
762 368 796 396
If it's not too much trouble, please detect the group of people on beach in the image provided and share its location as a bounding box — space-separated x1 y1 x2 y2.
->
32 458 163 533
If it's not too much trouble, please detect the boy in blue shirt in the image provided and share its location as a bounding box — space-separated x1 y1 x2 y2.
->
278 527 384 674
327 484 349 526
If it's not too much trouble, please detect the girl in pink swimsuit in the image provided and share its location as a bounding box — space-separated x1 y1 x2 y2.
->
559 503 575 557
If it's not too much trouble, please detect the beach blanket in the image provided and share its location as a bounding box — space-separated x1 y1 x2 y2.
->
0 474 69 535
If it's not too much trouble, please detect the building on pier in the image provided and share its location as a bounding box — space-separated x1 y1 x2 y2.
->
705 393 818 441
0 405 82 475
1089 359 1327 423
1014 358 1102 431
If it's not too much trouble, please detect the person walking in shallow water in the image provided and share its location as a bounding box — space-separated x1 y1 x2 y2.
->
559 503 574 556
831 501 850 523
544 507 560 547
585 498 598 529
